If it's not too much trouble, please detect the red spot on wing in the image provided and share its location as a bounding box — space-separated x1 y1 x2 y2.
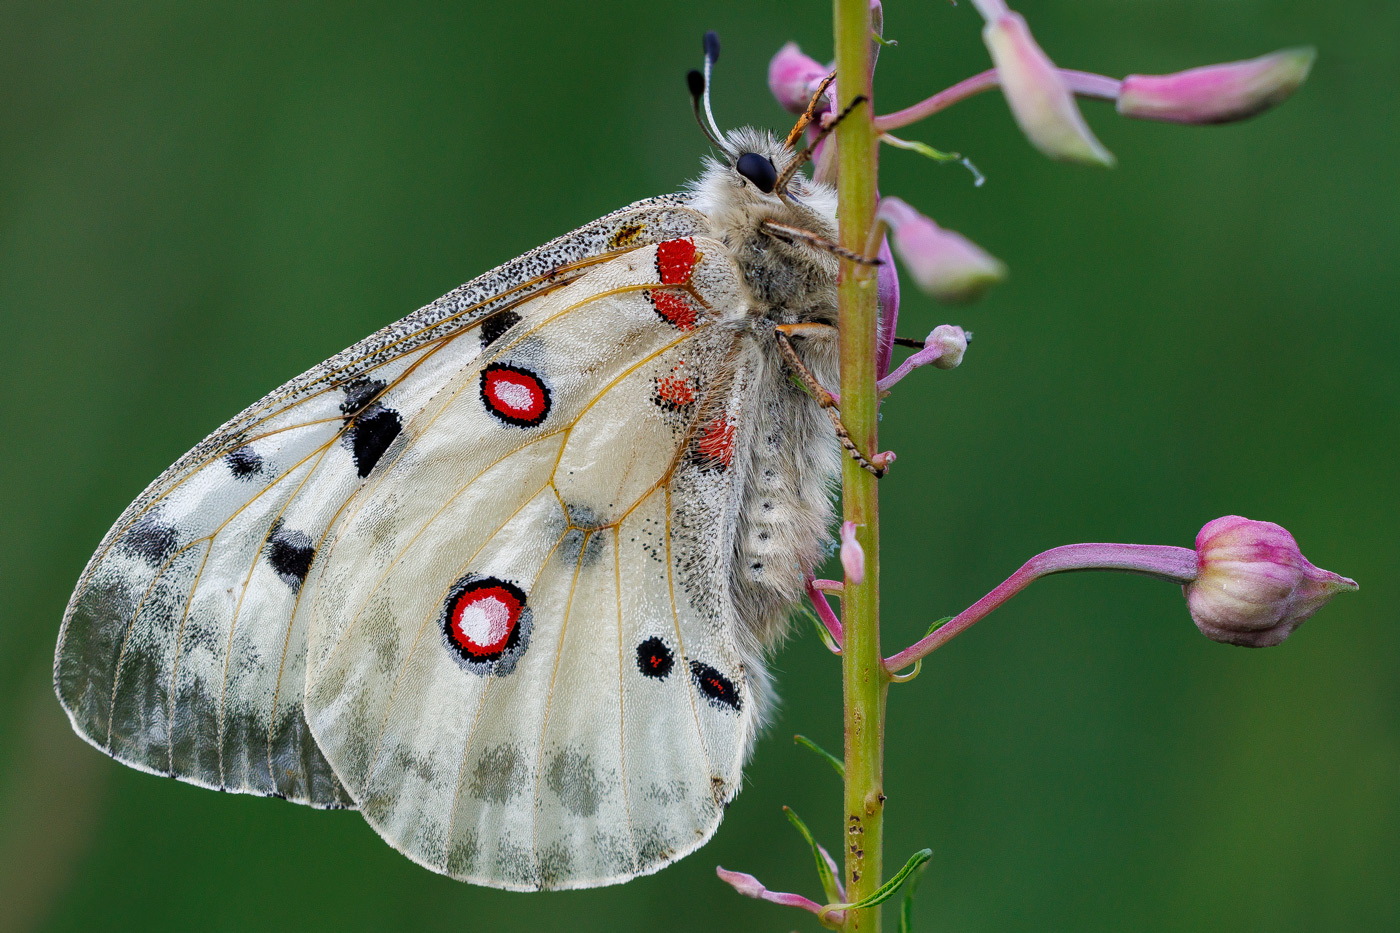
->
693 415 736 470
656 238 697 284
481 363 551 426
652 238 699 330
652 292 697 330
655 373 697 410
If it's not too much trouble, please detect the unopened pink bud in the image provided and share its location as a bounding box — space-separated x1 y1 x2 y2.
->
716 867 767 898
1118 48 1315 125
982 12 1115 166
1186 515 1357 647
878 197 1006 303
841 521 866 585
768 42 831 115
715 867 828 917
926 324 968 370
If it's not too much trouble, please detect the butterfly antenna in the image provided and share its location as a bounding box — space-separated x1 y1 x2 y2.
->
774 94 868 195
687 31 737 161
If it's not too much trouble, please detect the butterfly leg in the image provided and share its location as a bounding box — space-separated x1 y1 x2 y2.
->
773 324 892 477
760 220 881 267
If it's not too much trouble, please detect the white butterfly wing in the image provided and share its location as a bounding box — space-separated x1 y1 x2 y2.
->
54 196 708 808
301 237 764 888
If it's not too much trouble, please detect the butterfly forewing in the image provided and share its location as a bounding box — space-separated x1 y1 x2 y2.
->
55 196 709 808
300 238 762 888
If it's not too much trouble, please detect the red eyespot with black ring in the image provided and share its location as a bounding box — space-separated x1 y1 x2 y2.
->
480 363 551 427
440 575 533 676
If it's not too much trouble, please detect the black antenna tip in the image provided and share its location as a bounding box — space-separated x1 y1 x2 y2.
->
686 68 706 100
703 31 721 63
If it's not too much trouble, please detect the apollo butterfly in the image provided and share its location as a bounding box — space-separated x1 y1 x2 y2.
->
54 33 851 890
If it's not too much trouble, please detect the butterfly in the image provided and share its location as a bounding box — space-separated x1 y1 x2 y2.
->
54 35 867 891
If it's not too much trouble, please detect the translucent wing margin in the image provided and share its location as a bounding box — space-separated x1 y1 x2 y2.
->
54 195 709 808
302 237 765 888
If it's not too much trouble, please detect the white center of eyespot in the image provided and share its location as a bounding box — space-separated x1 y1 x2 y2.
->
492 381 534 411
459 595 512 647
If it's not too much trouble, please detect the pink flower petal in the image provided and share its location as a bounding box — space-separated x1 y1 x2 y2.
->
878 197 1005 303
982 12 1114 166
768 42 831 115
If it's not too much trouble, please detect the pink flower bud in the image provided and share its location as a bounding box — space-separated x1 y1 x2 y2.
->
715 867 830 917
981 12 1115 166
768 42 831 115
878 197 1006 303
841 521 866 585
876 324 969 391
1186 515 1357 647
926 323 968 370
1117 47 1315 125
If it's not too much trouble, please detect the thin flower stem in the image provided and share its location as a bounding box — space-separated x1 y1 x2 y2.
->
805 576 845 647
834 0 885 930
875 68 1123 131
883 543 1199 673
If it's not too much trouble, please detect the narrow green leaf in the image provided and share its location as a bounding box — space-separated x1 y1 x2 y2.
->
828 848 933 912
898 861 928 933
794 734 845 779
799 604 841 655
924 614 954 637
880 133 986 187
784 807 843 904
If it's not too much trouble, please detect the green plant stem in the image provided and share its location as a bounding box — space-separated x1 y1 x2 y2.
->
834 0 886 930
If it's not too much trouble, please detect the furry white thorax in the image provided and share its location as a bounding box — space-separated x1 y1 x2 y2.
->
690 127 845 739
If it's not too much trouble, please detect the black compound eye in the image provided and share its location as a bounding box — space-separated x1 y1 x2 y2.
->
735 152 778 193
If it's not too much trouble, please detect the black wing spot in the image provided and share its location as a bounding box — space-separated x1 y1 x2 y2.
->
480 310 522 348
267 520 315 592
121 511 179 567
636 636 675 680
340 378 386 419
340 379 402 478
690 661 741 712
347 408 402 478
225 445 263 479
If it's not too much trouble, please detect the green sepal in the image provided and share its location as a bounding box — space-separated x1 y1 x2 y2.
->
783 806 843 905
794 734 845 779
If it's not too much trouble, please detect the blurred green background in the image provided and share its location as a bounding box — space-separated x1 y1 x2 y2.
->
1 1 1395 930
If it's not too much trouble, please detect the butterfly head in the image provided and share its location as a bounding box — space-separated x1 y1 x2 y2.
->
685 34 837 232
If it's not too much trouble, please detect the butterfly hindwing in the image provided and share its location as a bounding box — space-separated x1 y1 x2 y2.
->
54 196 709 808
300 237 762 888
